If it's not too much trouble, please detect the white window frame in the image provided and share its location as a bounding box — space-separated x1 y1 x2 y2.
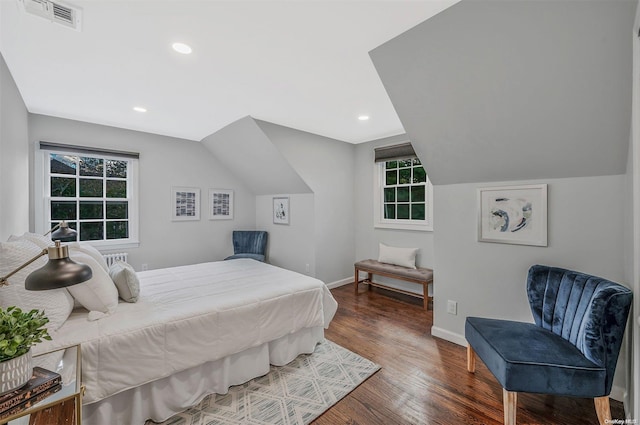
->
34 144 140 250
373 157 433 232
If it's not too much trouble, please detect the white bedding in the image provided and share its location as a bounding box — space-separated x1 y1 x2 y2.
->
33 259 338 405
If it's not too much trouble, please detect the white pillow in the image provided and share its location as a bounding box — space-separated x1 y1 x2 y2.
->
67 242 109 273
8 232 53 249
109 261 140 303
0 239 74 331
66 250 118 320
378 243 418 269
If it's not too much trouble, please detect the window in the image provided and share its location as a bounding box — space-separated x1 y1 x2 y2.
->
374 143 433 231
36 143 139 249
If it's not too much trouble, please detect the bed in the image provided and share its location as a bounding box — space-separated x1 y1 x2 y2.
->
30 258 338 425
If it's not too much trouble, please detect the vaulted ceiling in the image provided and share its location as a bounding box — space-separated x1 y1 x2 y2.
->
0 0 457 143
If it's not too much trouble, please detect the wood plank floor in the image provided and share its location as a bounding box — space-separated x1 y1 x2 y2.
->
315 284 625 425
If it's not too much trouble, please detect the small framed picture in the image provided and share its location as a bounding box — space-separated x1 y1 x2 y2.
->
273 197 289 225
477 184 547 246
209 189 234 220
171 187 200 221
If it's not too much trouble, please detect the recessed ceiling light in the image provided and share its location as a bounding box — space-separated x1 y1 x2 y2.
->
133 106 147 113
172 42 192 55
358 115 370 121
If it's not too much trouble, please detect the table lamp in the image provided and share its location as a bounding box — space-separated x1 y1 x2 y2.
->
0 240 92 291
44 220 77 242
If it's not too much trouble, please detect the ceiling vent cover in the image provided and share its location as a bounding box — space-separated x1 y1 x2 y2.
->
18 0 82 31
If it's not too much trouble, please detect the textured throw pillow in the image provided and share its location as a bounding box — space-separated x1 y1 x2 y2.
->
109 261 140 303
67 242 109 273
8 232 53 249
378 243 418 269
66 250 118 320
0 239 74 331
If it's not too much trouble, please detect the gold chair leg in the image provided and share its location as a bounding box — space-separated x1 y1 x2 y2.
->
467 345 476 373
503 389 517 425
594 396 611 425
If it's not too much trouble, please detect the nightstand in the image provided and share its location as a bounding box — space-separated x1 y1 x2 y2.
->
3 344 83 425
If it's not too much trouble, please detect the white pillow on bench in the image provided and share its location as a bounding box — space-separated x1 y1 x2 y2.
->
378 243 418 269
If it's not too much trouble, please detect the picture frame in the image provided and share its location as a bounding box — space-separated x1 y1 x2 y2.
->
208 189 234 220
273 196 289 225
171 187 200 221
477 184 547 246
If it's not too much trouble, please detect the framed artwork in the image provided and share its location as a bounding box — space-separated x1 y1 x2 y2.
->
477 184 547 246
171 187 200 221
208 189 234 220
273 197 289 225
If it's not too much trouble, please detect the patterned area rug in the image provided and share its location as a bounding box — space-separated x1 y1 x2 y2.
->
154 340 380 425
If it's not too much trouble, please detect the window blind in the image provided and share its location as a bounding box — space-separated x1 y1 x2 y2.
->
39 141 140 159
374 142 416 162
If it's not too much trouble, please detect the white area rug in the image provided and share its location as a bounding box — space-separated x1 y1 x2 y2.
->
153 340 380 425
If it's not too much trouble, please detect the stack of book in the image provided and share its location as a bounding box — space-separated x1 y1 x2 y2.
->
0 367 62 420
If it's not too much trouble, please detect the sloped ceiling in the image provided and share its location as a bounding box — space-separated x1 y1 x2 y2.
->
201 116 311 195
370 0 635 185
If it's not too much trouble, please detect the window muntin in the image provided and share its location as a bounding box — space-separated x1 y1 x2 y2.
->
382 158 427 221
375 154 433 231
46 152 133 243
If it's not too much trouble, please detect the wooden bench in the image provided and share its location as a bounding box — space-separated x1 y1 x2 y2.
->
354 259 433 310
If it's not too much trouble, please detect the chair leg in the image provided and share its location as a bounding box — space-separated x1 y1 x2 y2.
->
467 345 476 373
594 396 611 425
503 389 517 425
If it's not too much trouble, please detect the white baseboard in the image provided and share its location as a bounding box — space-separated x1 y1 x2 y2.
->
429 327 625 403
431 326 467 347
326 277 352 289
610 386 624 404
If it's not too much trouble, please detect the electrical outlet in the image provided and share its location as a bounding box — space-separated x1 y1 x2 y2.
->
447 300 457 315
305 263 310 273
141 263 148 271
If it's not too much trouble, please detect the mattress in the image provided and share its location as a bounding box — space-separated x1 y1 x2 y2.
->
33 259 338 405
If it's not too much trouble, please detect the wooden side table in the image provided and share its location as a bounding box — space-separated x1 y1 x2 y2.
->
3 345 83 425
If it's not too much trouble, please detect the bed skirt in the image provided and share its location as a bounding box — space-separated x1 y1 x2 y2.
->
84 326 325 425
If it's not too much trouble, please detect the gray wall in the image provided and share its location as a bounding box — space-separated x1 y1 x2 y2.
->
0 53 29 240
628 3 640 416
354 134 435 270
370 0 634 185
255 120 356 284
625 132 636 413
432 175 627 398
28 114 257 271
256 193 315 276
201 116 311 195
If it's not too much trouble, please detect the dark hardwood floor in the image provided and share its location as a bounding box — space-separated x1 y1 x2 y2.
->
315 284 625 425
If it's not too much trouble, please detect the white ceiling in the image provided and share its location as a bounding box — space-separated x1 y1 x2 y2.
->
0 0 458 143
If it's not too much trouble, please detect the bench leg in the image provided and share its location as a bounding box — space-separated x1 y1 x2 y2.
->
354 267 359 294
467 345 476 373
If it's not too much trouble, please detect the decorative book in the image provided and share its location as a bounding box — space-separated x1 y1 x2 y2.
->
0 367 62 414
0 383 62 420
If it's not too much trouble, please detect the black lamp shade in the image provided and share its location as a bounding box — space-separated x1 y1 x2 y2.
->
25 242 92 291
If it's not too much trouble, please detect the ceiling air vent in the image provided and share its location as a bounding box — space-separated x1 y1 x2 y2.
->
18 0 82 31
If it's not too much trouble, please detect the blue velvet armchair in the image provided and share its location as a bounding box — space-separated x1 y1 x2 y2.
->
224 230 268 262
465 265 632 425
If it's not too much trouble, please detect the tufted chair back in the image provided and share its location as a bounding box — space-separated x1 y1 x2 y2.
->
232 231 268 256
526 264 632 394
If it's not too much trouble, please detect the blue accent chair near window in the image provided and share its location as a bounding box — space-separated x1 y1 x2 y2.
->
465 265 632 425
224 231 268 262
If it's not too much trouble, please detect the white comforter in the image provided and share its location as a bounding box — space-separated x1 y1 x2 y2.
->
33 259 338 404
